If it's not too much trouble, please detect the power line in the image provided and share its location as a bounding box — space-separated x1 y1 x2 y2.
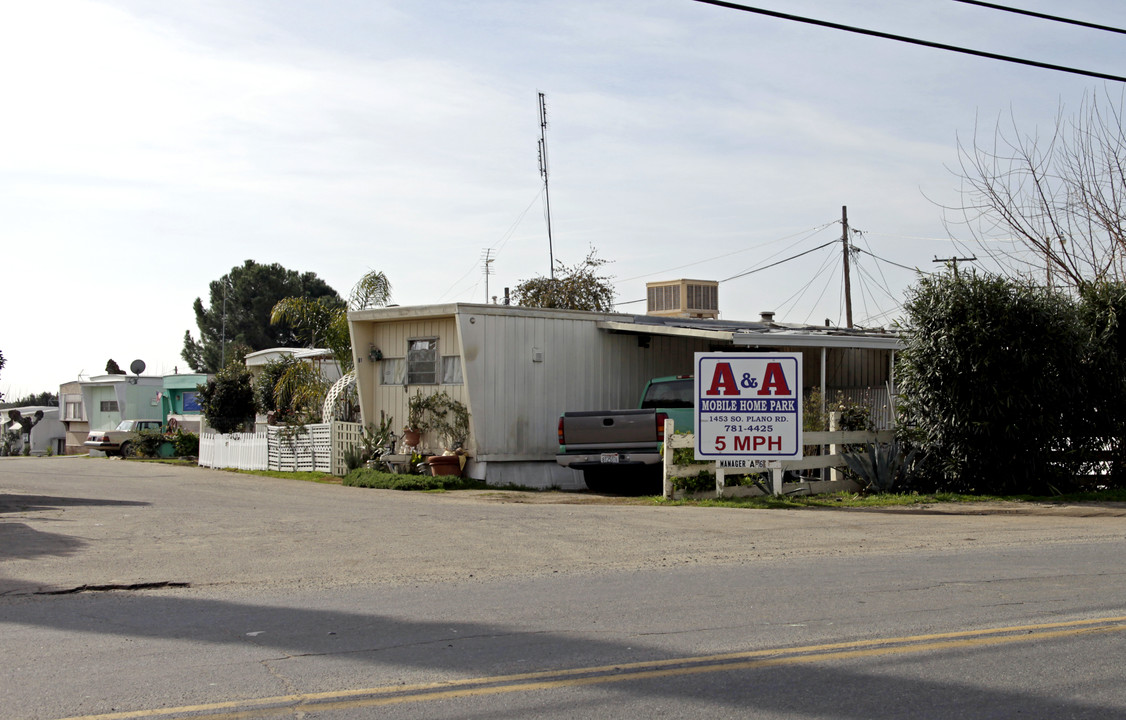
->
775 244 840 321
436 188 543 303
720 239 839 282
951 0 1126 36
852 245 926 273
690 0 1126 83
618 220 838 283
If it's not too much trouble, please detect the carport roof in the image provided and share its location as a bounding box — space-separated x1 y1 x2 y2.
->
596 315 902 351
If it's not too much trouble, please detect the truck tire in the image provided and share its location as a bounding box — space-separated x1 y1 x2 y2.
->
582 468 614 493
584 466 662 495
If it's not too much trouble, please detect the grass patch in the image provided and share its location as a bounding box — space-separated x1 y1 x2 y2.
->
342 467 488 491
655 490 1046 509
1010 487 1126 504
126 458 199 467
225 468 341 483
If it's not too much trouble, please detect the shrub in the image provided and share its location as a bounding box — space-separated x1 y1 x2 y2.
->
898 272 1087 494
198 363 256 434
842 441 916 493
670 471 719 494
342 467 483 490
131 429 167 458
171 429 199 457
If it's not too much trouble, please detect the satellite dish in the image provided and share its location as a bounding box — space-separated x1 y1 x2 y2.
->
129 359 147 376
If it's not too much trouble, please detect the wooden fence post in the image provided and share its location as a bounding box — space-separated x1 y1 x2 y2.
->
662 418 675 499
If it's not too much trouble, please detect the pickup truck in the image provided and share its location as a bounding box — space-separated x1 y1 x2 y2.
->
85 419 164 457
556 375 693 493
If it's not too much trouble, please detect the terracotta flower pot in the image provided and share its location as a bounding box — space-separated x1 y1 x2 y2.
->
427 454 462 477
402 428 421 447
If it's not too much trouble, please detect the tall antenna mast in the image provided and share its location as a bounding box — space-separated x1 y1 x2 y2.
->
538 92 556 279
842 206 853 329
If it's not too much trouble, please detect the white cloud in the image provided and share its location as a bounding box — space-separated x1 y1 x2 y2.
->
1 0 1120 397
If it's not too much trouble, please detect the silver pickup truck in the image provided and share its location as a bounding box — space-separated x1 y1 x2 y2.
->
556 376 693 493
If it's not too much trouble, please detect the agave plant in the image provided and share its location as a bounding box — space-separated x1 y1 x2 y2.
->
841 441 916 493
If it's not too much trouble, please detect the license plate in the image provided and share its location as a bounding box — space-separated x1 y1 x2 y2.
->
600 453 620 464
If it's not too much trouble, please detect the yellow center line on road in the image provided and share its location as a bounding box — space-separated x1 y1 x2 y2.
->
57 615 1126 720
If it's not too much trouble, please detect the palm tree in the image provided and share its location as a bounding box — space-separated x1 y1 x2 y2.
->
267 270 394 423
348 270 392 311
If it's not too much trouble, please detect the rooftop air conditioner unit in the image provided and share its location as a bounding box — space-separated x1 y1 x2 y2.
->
645 279 719 319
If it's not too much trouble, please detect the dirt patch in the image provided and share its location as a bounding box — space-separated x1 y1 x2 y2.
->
448 490 1126 516
461 490 653 505
873 500 1126 517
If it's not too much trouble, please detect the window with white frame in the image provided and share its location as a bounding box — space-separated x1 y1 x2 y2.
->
407 338 438 384
64 398 83 420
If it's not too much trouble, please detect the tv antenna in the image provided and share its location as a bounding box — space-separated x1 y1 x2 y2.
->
481 249 496 303
538 92 556 279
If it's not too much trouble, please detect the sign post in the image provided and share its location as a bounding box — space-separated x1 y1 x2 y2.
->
694 352 803 472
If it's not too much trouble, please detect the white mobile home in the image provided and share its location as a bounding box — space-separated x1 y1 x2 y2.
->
348 303 901 489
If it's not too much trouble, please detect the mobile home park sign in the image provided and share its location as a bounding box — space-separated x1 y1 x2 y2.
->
694 352 802 463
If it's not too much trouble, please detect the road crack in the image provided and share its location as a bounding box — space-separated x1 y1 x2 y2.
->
33 581 191 595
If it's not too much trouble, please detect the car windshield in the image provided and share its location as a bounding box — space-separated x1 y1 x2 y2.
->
115 420 135 431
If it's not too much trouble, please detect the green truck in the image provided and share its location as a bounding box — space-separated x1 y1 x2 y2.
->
555 376 693 493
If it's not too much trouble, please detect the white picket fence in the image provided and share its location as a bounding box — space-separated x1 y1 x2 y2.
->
199 431 269 471
661 418 894 499
199 421 363 476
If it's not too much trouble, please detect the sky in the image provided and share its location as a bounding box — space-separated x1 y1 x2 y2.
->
2 0 1123 398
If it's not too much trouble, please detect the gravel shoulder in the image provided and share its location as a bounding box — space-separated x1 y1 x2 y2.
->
3 457 1125 597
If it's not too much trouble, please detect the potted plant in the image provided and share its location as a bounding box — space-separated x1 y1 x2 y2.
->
403 391 427 447
405 391 470 476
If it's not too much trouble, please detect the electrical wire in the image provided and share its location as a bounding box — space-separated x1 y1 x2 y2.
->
797 252 842 326
690 0 1126 83
853 245 926 273
617 219 838 283
776 242 840 319
720 239 840 282
854 260 903 306
951 0 1126 35
436 189 544 303
495 188 545 256
614 223 840 306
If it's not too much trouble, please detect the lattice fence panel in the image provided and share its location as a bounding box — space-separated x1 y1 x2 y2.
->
332 421 364 476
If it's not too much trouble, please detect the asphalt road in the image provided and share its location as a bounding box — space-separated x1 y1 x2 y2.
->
3 457 1126 719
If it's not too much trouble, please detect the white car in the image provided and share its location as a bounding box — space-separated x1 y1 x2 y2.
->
84 419 163 456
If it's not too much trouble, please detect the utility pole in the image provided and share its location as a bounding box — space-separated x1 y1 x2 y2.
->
1045 237 1052 288
538 92 556 279
842 206 853 329
220 275 228 368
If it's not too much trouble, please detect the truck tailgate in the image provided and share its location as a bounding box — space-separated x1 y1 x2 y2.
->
559 409 658 451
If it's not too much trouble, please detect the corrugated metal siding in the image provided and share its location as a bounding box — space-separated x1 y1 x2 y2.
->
361 315 470 453
827 348 888 387
354 306 896 467
461 310 710 460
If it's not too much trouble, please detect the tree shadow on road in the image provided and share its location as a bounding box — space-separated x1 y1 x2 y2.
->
0 494 150 514
1 591 1121 719
0 523 87 562
0 494 149 563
